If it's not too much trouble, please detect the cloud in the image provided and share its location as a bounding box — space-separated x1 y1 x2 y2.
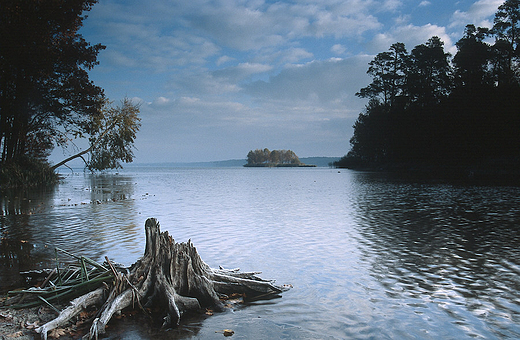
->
450 0 502 28
367 23 454 54
213 63 274 82
171 71 240 96
381 0 403 11
94 22 221 72
216 55 235 66
76 0 502 163
169 62 274 97
279 47 314 63
135 91 355 162
151 96 171 107
88 0 387 73
331 44 347 55
131 54 375 162
243 56 371 110
166 0 384 51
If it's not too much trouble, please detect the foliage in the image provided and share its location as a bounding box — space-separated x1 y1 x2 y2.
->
52 98 141 171
0 1 142 182
246 148 301 165
0 156 58 188
0 0 105 165
492 0 520 86
88 98 141 170
338 0 520 175
7 247 114 310
356 43 409 107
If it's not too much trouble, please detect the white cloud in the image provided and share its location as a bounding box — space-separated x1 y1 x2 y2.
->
243 56 371 110
129 97 143 104
79 0 499 163
172 71 240 96
151 96 171 107
331 44 347 55
368 23 454 54
88 0 387 73
450 0 502 28
95 22 221 71
172 0 385 50
213 63 274 82
381 0 403 11
216 55 235 66
279 47 314 63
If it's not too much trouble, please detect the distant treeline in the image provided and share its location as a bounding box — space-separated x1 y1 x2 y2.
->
335 0 520 178
246 148 307 166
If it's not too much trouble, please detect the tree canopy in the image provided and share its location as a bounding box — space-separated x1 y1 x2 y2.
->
336 0 520 178
0 0 141 185
0 0 105 164
52 98 141 171
246 148 301 166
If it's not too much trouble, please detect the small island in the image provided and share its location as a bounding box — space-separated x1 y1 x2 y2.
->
244 148 316 167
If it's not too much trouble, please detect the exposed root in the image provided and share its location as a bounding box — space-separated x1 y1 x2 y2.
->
22 217 290 339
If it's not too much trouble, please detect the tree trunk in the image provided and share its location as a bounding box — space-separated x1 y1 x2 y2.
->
51 117 119 170
35 218 289 340
51 147 91 170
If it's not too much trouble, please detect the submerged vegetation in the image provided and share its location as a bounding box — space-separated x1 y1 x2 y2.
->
335 0 520 180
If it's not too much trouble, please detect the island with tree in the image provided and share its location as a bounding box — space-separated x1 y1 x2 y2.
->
244 148 316 167
334 0 520 183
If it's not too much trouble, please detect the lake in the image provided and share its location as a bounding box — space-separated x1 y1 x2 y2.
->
1 166 520 339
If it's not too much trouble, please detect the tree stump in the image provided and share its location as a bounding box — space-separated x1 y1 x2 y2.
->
35 218 289 340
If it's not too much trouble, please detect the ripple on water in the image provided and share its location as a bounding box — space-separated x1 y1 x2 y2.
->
1 169 520 339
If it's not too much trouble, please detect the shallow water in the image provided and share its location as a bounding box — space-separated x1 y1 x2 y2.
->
1 167 520 339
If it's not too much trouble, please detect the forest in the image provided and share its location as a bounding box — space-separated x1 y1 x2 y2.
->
334 0 520 180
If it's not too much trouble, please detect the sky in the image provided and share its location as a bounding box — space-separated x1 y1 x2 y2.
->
51 0 504 164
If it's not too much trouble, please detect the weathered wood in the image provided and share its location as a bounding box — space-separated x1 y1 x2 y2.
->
35 287 105 340
32 218 289 339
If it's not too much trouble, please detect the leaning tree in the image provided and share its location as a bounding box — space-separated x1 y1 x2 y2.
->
51 98 141 171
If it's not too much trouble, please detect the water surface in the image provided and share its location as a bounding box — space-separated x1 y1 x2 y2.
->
1 167 519 339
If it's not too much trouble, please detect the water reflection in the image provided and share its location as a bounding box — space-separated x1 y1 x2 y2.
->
1 169 520 339
352 173 520 338
0 173 142 291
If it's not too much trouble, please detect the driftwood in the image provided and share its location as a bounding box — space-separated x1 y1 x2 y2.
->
26 218 289 339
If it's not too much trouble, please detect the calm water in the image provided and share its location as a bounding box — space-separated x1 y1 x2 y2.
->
1 167 520 339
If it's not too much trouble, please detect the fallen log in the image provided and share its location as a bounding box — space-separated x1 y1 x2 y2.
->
8 218 290 339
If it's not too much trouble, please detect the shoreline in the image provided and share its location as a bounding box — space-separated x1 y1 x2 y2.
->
336 162 520 186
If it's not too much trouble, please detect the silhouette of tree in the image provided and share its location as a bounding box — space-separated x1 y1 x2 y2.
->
356 43 409 108
407 37 452 106
453 25 493 90
348 99 389 164
0 0 105 164
340 1 520 178
492 0 520 86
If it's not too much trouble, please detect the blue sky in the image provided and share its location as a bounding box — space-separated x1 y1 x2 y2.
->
52 0 504 164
